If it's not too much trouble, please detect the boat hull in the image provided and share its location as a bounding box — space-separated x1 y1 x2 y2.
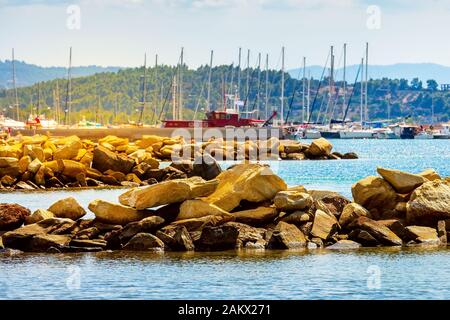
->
339 131 374 139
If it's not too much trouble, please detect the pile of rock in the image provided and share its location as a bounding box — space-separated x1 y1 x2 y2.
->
1 163 448 253
0 134 356 190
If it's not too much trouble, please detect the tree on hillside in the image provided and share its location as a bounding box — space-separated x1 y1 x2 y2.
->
426 79 438 92
399 79 409 90
411 78 423 90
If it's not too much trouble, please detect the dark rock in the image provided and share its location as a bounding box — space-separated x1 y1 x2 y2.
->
70 239 107 249
0 203 31 231
123 233 165 251
192 154 222 180
118 216 165 242
349 229 380 247
156 225 194 251
28 234 71 252
309 190 350 217
438 220 447 244
267 221 307 249
342 152 358 159
349 216 402 246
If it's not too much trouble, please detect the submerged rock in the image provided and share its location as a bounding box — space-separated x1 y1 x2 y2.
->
326 240 361 250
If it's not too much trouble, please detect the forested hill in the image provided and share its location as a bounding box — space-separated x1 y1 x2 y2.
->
0 60 121 88
0 64 449 125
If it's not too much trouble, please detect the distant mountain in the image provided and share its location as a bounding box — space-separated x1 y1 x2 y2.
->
289 63 450 86
0 60 122 88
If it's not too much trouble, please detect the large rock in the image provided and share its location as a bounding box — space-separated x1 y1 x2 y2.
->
177 200 230 220
307 138 333 156
0 203 31 231
92 145 135 174
119 176 218 210
156 225 195 251
267 221 307 249
310 209 339 240
25 209 54 225
351 176 397 210
406 180 450 226
349 216 402 246
200 163 287 212
308 190 350 216
29 234 71 252
88 199 151 225
198 222 265 250
376 167 427 193
118 216 165 241
170 214 234 232
326 240 361 250
48 197 86 221
123 233 164 251
273 191 313 211
230 206 278 226
418 169 441 181
2 218 76 251
339 203 370 228
404 226 440 245
192 154 222 180
53 140 82 160
0 157 18 168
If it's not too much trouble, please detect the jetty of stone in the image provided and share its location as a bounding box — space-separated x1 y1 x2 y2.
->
1 164 449 253
0 134 357 190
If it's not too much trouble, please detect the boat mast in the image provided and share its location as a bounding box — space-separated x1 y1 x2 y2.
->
37 82 41 117
55 80 61 124
328 45 334 125
302 57 306 123
138 53 147 125
179 47 184 120
280 46 285 125
237 47 241 99
365 42 369 123
307 71 311 122
12 48 20 121
64 47 72 126
172 73 177 120
256 52 261 118
360 57 364 126
342 43 347 120
265 53 269 119
206 50 213 112
245 49 250 118
153 54 158 124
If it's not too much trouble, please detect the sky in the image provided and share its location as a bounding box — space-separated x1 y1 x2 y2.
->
0 0 449 69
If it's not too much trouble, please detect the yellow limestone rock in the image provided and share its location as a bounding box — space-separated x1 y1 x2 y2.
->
48 197 86 220
88 199 151 225
0 145 22 158
61 160 86 178
98 135 129 147
376 167 427 193
308 138 333 156
138 135 165 148
418 169 441 181
351 176 397 210
198 163 287 212
119 176 219 210
53 140 83 160
177 200 230 220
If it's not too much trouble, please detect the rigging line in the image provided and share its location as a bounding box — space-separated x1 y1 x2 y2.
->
157 54 183 122
307 51 330 124
263 50 282 116
285 56 306 123
322 48 344 124
193 64 210 120
342 62 362 124
328 49 346 124
243 56 262 112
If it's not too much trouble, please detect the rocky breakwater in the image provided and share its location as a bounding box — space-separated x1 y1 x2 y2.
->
2 163 448 254
0 134 356 190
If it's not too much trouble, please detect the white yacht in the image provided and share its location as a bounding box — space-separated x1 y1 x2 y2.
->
339 128 375 139
0 116 26 129
415 131 434 139
433 124 450 139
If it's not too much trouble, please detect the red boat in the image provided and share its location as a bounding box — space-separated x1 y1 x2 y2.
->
163 110 275 128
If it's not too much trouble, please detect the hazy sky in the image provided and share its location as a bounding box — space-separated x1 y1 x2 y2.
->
1 0 449 69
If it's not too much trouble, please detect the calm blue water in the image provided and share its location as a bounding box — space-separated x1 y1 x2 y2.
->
1 139 450 300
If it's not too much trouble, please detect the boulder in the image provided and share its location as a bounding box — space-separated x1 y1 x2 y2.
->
404 226 440 245
177 200 231 220
192 154 222 180
267 221 307 249
200 163 287 212
348 229 379 247
308 190 350 216
230 206 278 226
377 219 408 240
69 239 107 249
307 138 332 156
418 169 441 181
170 214 234 232
339 203 370 228
351 176 397 210
48 197 86 220
25 209 54 225
349 216 402 246
118 216 165 241
119 176 218 210
156 225 194 251
61 160 86 178
28 234 71 252
123 233 164 251
0 157 18 168
376 167 427 193
310 209 339 240
0 203 31 231
280 211 311 225
326 240 361 250
92 146 135 174
53 140 82 160
406 180 450 226
199 222 265 250
342 152 358 160
273 191 313 211
438 220 447 244
88 199 151 225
